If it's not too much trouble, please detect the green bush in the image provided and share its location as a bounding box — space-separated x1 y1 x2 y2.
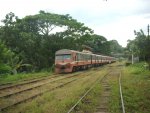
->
0 63 11 75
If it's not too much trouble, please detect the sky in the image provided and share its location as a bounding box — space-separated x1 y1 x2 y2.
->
0 0 150 47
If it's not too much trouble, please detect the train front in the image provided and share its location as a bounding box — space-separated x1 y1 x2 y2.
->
55 49 74 73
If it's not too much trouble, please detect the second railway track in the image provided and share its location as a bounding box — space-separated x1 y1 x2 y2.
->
0 68 101 112
0 72 82 98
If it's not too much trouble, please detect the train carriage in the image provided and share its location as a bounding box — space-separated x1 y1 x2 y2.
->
55 49 116 73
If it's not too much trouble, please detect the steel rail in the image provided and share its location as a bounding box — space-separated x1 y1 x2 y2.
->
0 71 85 91
0 71 88 98
67 72 110 113
0 75 59 90
0 71 95 111
119 72 126 113
0 79 77 111
0 65 103 89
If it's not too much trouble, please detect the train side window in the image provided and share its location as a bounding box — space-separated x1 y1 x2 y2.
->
79 54 81 61
79 53 81 61
77 53 79 61
88 55 90 60
82 54 84 61
80 54 81 61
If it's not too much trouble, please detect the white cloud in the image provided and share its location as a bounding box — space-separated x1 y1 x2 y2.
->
92 14 150 47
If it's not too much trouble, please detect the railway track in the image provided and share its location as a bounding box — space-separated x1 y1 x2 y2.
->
0 70 94 88
67 71 111 113
119 72 126 113
0 74 58 90
0 79 77 111
0 68 97 90
0 72 82 98
95 66 125 113
67 65 125 113
0 67 104 98
0 69 97 112
0 73 54 87
0 72 82 94
94 71 113 113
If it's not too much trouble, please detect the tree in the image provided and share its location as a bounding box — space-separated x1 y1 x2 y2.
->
0 40 13 74
0 11 93 71
126 29 150 69
85 34 111 55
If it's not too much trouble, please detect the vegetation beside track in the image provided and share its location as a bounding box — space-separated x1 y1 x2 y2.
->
0 71 52 84
122 62 150 113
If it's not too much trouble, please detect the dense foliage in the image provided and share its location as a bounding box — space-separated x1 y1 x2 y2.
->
0 11 123 74
0 40 13 74
126 29 150 69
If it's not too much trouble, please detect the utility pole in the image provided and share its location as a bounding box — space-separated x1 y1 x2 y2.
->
147 24 150 70
148 24 149 39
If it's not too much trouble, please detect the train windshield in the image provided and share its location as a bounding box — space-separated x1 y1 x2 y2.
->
56 54 71 60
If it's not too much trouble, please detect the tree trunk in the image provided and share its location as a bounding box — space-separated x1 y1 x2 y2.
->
147 57 150 70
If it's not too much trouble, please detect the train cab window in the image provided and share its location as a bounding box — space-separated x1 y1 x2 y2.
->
64 54 71 59
56 54 71 60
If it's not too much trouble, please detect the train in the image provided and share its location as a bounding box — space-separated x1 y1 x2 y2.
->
55 49 116 73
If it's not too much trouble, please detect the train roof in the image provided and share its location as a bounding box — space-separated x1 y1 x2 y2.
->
55 49 73 55
55 49 92 55
55 49 115 58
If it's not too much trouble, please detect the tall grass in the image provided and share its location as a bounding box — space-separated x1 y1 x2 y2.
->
122 62 150 113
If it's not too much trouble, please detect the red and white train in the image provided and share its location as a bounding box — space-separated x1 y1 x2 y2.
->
55 49 116 73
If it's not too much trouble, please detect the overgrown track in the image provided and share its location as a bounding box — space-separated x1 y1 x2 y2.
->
94 65 124 113
67 70 111 113
0 69 99 112
0 79 77 111
0 74 60 90
0 74 54 87
119 72 126 113
0 72 82 98
0 83 12 87
0 68 103 98
94 70 114 113
68 64 124 113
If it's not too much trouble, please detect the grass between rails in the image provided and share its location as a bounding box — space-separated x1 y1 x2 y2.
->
71 83 102 113
108 67 121 113
3 67 108 113
0 71 52 84
122 62 150 113
68 62 123 113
